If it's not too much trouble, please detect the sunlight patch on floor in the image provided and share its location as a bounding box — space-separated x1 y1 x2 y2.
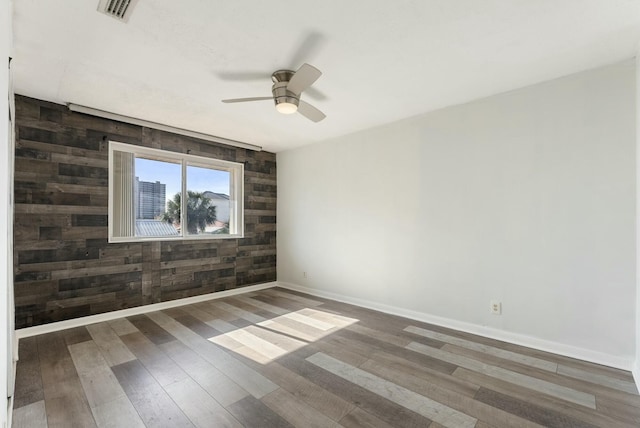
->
208 308 359 364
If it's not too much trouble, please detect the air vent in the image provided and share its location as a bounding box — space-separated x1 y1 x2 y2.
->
97 0 138 22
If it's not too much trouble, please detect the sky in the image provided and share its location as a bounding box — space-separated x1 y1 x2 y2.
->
135 157 230 203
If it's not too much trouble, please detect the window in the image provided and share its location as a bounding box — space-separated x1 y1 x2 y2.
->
109 141 243 242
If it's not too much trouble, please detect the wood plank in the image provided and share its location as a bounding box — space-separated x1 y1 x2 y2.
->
262 387 342 428
259 316 328 342
235 295 290 315
211 301 267 324
37 332 97 428
474 387 597 428
557 364 638 394
308 352 477 428
146 310 278 398
368 349 480 398
278 352 435 427
339 407 396 428
67 340 128 409
107 318 139 336
164 377 243 428
227 395 294 428
267 289 323 307
13 337 44 409
404 325 558 372
255 362 355 422
85 322 136 367
159 340 249 407
91 395 146 428
11 400 47 428
360 357 543 428
407 341 596 409
111 359 194 428
453 368 631 428
596 395 640 426
120 331 188 386
127 314 176 345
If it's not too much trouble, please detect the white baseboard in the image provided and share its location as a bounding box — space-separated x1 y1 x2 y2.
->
633 361 640 392
15 282 278 339
278 281 633 371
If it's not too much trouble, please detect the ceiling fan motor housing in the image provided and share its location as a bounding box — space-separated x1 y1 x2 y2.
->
272 70 299 111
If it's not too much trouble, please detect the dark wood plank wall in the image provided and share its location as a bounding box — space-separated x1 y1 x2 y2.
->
13 95 277 329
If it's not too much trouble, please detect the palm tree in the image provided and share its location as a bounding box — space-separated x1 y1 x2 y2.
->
162 191 216 234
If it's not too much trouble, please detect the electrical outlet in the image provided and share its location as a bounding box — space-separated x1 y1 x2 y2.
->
303 271 307 279
490 300 502 315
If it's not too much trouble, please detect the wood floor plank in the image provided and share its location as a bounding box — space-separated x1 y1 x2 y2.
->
111 359 194 428
259 315 328 341
67 340 128 409
37 332 97 428
107 318 139 336
243 324 307 352
173 311 222 339
254 361 355 422
60 326 93 347
557 364 639 394
85 322 136 367
298 307 360 328
13 337 44 409
596 395 640 426
278 352 436 427
91 395 145 428
262 387 342 428
120 331 188 386
146 310 278 398
368 349 480 398
127 314 177 345
282 311 336 331
194 301 240 322
235 295 290 315
405 325 558 372
444 343 640 408
164 377 243 428
407 341 596 408
250 293 309 312
311 338 371 367
307 352 477 428
159 339 249 407
227 395 294 428
339 407 396 428
453 367 632 428
474 387 598 428
270 288 324 306
11 400 47 428
334 329 459 375
211 301 267 324
207 318 241 333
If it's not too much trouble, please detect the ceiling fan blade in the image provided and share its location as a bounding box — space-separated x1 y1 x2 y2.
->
298 100 326 122
287 63 322 95
222 97 272 103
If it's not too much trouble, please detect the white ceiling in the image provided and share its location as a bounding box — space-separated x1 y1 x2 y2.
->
11 0 640 153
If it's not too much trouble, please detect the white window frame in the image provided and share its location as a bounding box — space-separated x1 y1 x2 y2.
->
108 141 244 242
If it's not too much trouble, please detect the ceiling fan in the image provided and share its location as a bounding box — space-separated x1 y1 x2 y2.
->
222 63 326 122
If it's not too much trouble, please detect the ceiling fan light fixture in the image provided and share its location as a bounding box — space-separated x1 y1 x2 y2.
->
276 101 298 114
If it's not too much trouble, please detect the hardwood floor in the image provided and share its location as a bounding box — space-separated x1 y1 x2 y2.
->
11 287 640 427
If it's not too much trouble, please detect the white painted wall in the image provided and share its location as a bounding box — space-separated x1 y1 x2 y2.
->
1 0 12 425
278 61 636 369
635 52 640 386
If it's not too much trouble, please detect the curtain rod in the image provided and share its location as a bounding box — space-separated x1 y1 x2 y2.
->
67 103 262 152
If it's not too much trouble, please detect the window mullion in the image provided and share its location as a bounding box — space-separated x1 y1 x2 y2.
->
181 159 187 238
